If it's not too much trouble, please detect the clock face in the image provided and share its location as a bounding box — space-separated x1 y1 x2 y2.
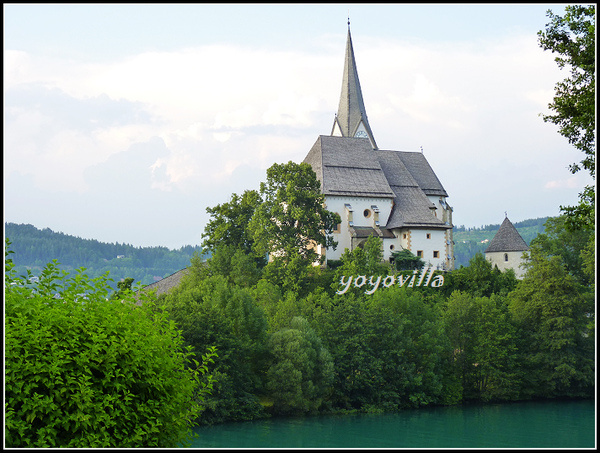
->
355 130 368 138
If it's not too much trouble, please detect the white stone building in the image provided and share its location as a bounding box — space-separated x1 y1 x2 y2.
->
303 26 454 270
485 216 529 279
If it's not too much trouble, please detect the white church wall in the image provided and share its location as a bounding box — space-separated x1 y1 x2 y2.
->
408 229 448 270
486 251 528 279
324 195 393 261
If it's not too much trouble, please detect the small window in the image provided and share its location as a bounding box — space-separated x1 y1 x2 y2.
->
426 233 431 239
390 244 395 251
363 209 371 218
417 250 423 257
403 233 407 239
333 213 341 233
433 251 439 258
504 253 509 262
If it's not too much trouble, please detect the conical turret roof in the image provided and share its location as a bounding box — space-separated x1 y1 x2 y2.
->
331 25 378 149
485 217 529 253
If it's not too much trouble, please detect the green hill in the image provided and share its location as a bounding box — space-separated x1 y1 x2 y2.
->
4 222 205 290
5 217 551 287
452 217 549 268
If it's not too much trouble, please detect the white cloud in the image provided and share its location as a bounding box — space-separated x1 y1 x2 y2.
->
4 29 579 246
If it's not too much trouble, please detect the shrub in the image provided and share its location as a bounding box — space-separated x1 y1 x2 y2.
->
5 242 216 448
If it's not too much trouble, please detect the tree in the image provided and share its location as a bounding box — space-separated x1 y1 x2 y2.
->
508 246 595 398
538 6 595 230
266 316 334 414
391 248 425 271
201 190 263 255
161 275 269 424
442 253 518 298
529 215 594 286
442 291 520 402
249 161 340 266
4 244 215 448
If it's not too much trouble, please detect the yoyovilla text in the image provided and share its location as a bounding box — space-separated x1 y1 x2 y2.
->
336 266 444 295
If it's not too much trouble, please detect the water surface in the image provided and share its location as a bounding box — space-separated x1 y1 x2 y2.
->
191 399 595 448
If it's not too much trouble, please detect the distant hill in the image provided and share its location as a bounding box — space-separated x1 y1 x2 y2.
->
5 217 551 286
452 217 549 268
5 223 205 290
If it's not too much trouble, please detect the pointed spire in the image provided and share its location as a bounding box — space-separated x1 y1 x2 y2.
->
331 24 378 149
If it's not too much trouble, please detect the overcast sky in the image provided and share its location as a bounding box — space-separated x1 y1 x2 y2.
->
4 3 592 249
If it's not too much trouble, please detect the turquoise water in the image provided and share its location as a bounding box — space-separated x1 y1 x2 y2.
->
190 399 596 448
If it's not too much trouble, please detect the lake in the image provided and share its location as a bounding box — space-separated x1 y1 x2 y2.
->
190 399 595 448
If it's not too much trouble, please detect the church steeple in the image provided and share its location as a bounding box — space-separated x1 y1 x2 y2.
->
331 22 378 149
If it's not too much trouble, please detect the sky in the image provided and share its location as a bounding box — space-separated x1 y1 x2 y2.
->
4 3 593 250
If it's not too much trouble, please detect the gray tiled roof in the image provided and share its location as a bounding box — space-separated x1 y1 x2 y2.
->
303 135 451 229
390 151 448 197
485 217 529 252
386 185 448 229
137 268 188 302
304 136 394 197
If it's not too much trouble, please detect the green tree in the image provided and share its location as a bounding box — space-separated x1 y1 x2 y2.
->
442 252 518 298
538 6 595 230
367 287 454 409
391 248 425 271
266 316 334 414
5 244 215 448
508 246 595 398
249 161 340 268
161 275 269 424
442 291 520 402
201 190 263 256
529 215 594 286
110 277 135 299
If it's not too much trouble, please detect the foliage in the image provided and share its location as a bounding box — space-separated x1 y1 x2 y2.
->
266 316 334 414
441 252 518 298
4 242 216 448
391 248 425 271
442 291 520 402
529 215 594 286
538 6 595 230
201 190 263 256
249 161 340 267
331 235 390 296
161 274 270 424
508 246 595 399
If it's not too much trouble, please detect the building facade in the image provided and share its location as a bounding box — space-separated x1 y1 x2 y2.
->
303 26 454 270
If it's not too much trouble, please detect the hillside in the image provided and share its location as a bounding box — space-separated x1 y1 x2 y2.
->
452 217 549 268
5 223 204 290
5 217 551 287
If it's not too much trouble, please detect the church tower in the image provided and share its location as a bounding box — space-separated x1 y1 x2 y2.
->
331 23 378 149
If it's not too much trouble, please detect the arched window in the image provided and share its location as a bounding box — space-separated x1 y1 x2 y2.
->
504 253 508 262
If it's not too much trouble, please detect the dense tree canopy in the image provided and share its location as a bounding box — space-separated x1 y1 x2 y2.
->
538 6 595 230
249 161 340 266
5 242 215 448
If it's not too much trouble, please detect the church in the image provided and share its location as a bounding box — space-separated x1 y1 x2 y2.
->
303 25 454 271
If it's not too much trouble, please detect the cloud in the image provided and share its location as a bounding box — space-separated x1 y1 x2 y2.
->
4 31 580 246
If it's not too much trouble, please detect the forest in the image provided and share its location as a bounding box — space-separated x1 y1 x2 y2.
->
4 222 204 291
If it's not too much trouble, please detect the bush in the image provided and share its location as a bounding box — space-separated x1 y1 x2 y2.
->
5 242 216 448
